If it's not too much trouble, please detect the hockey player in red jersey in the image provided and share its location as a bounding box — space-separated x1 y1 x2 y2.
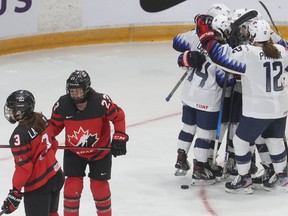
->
2 90 64 216
49 70 128 216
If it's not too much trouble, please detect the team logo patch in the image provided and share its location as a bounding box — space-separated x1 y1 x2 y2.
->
68 127 99 147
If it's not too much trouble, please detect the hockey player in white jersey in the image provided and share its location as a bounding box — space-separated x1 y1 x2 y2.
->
173 3 232 178
223 8 261 179
195 15 288 193
173 4 236 185
225 8 288 184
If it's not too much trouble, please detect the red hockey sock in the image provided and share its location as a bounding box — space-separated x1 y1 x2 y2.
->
64 177 84 216
90 179 112 216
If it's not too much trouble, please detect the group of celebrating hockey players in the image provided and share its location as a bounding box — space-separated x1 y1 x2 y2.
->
173 2 288 194
2 70 128 215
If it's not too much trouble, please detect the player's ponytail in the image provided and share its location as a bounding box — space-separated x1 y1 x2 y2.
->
262 39 281 59
20 112 49 134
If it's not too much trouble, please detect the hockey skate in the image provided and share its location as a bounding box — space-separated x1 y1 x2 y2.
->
263 172 288 192
208 158 223 180
223 156 258 180
225 174 253 194
252 163 275 188
174 149 191 176
191 160 216 186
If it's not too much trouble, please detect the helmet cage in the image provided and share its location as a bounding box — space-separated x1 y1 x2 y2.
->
4 90 35 124
66 70 91 104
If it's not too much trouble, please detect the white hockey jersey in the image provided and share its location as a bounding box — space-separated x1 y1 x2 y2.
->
232 29 287 95
174 30 232 112
215 43 288 119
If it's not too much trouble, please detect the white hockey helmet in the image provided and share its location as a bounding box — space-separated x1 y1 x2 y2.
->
212 14 232 39
248 19 271 43
206 3 231 18
232 8 249 22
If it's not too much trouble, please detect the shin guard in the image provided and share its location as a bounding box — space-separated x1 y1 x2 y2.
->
90 179 112 216
64 177 84 216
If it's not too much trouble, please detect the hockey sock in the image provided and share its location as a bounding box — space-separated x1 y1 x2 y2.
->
63 177 84 216
90 179 112 216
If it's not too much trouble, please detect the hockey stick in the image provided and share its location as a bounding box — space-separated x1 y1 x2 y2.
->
165 68 192 102
222 85 235 176
233 10 258 27
229 9 259 40
0 209 6 216
258 1 285 42
0 145 110 151
212 72 229 165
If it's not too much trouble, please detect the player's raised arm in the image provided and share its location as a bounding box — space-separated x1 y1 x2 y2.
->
195 14 246 75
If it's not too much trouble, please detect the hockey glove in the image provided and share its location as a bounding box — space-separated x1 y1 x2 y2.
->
1 189 23 214
195 14 215 51
111 132 129 157
227 23 240 48
178 51 206 70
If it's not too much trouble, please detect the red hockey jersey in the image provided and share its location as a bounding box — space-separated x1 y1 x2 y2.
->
49 90 126 160
10 119 61 192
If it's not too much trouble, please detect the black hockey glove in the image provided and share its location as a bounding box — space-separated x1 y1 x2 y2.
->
111 132 129 157
227 23 240 48
178 51 206 70
1 189 23 214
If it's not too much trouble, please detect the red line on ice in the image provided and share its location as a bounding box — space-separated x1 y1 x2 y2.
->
127 113 218 216
200 186 218 216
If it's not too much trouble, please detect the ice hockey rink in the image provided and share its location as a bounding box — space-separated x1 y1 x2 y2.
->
0 41 288 216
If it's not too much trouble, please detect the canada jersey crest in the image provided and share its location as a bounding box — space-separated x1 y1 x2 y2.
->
67 127 99 147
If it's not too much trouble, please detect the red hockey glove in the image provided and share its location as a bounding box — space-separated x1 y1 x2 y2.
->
195 14 215 50
178 51 206 70
111 132 129 157
1 189 23 214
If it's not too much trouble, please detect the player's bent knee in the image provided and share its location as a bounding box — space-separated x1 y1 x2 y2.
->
233 135 250 155
64 177 84 197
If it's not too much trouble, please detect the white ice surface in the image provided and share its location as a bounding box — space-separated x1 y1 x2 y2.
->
0 41 287 216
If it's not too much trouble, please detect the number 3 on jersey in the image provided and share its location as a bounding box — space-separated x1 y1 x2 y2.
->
40 133 52 160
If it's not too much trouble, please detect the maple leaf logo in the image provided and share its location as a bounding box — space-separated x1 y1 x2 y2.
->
67 127 99 147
